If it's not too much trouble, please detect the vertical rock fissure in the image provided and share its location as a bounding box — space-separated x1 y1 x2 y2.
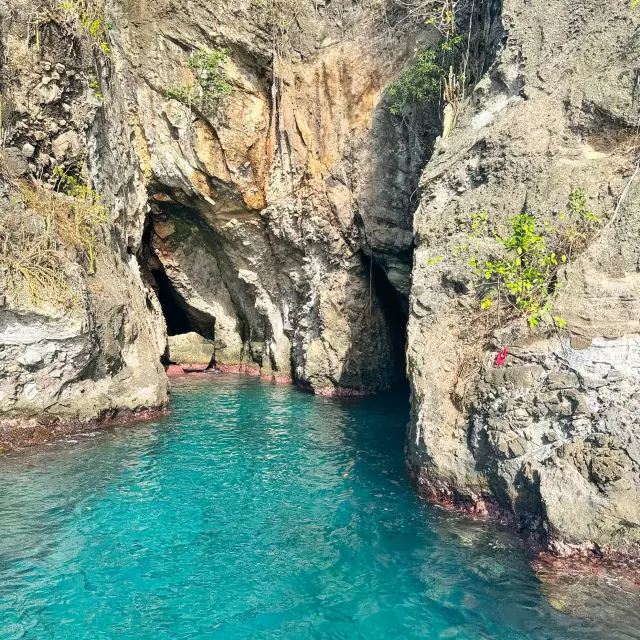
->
364 255 409 382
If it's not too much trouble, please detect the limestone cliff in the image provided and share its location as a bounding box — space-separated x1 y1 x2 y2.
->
0 0 432 448
407 0 640 560
0 0 168 448
111 0 431 393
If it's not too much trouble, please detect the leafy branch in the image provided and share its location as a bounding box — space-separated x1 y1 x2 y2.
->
166 47 232 110
440 189 601 330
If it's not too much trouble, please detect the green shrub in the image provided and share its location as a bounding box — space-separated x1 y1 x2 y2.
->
166 86 195 106
388 49 445 115
388 33 465 117
167 47 231 109
442 189 601 329
190 48 231 102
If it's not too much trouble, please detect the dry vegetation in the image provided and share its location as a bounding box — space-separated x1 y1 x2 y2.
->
0 174 109 309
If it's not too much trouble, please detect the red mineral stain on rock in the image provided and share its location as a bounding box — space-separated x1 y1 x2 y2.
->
181 364 209 372
214 363 261 376
166 365 186 376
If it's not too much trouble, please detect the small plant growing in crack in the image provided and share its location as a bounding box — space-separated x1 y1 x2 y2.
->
56 0 112 56
431 189 602 331
166 46 232 111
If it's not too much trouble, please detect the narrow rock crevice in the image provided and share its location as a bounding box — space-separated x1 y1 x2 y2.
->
364 255 409 382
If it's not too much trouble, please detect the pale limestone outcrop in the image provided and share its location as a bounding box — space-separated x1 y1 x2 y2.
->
167 332 215 367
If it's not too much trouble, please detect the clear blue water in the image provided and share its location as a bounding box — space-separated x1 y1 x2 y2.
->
0 375 638 639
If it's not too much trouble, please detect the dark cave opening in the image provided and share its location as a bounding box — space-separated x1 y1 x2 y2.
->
368 258 409 379
139 217 215 343
152 266 194 337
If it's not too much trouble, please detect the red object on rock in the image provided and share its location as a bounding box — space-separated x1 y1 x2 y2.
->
495 347 508 367
166 364 186 376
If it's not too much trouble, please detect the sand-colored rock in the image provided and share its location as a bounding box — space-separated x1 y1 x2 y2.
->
167 332 215 367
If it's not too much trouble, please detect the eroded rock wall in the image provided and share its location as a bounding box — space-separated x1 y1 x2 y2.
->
0 0 434 438
108 0 433 393
0 0 168 446
407 0 640 558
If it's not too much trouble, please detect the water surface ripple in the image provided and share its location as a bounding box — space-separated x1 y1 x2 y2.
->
0 376 638 639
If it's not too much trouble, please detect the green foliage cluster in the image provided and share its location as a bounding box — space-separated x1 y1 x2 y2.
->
388 35 464 117
471 212 565 327
167 47 232 110
441 189 601 329
57 0 112 56
87 73 104 101
53 166 101 202
388 49 445 116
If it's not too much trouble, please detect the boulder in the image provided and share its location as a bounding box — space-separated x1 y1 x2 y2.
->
17 349 43 368
51 131 81 161
167 332 215 367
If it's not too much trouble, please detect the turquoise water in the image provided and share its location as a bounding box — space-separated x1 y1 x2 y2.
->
0 375 638 639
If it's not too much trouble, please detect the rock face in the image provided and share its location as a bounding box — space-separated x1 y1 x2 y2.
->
0 0 431 440
167 332 215 369
0 0 168 446
2 0 640 560
105 0 433 394
407 0 640 558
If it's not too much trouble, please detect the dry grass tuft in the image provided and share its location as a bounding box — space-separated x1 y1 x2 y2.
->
0 178 109 308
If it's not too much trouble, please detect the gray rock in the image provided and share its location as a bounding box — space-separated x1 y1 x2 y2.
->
17 349 43 368
546 371 579 390
21 142 35 158
51 131 81 160
167 332 215 366
406 0 640 558
2 147 28 176
507 437 528 459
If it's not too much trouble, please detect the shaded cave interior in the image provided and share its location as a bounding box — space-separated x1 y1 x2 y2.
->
140 210 411 384
139 218 217 366
367 256 410 381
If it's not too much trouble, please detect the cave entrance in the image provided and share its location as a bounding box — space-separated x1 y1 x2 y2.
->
367 257 409 381
139 219 215 348
152 266 193 337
